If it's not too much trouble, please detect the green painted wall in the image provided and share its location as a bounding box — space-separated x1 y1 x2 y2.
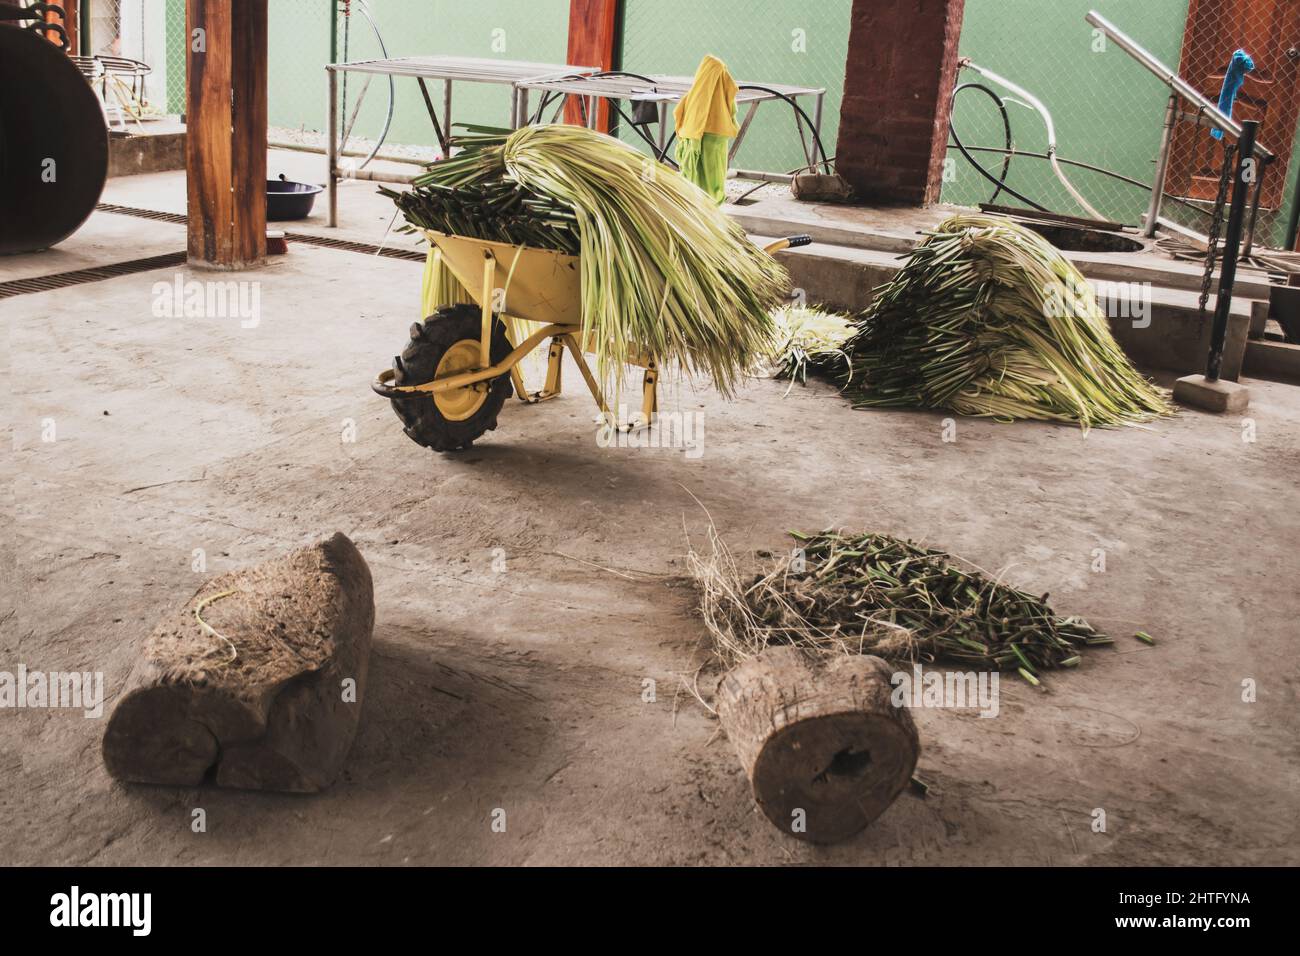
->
265 0 569 150
946 0 1298 246
616 0 850 175
944 0 1191 224
238 0 1297 245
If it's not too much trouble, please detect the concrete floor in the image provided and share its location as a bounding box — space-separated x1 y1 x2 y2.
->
2 163 1298 866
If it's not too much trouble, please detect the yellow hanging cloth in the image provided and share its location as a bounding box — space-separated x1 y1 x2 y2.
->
673 55 739 140
674 55 738 203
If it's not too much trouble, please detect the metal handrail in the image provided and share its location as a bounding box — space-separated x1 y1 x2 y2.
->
1085 10 1273 161
1087 10 1275 247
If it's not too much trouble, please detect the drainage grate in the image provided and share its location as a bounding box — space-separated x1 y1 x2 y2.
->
96 202 187 225
0 252 187 299
95 203 427 262
282 231 427 262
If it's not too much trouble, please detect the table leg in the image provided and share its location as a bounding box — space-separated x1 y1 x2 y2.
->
730 101 760 162
416 77 447 153
794 97 813 171
656 101 668 159
517 88 530 127
327 67 338 228
443 80 453 152
812 91 825 170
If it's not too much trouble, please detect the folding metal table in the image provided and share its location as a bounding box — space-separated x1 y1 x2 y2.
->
325 56 597 226
513 72 827 170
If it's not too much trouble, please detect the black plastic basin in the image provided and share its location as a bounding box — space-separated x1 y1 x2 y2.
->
267 174 323 221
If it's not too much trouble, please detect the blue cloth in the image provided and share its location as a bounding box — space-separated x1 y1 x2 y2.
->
1212 49 1254 140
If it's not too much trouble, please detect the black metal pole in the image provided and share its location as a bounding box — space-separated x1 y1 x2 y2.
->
1287 154 1300 252
1206 120 1258 382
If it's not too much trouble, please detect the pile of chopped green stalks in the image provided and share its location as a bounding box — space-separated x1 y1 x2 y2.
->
690 528 1113 686
386 126 789 397
840 214 1173 431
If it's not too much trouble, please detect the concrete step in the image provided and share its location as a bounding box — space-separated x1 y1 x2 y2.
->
1243 339 1300 384
733 197 1277 301
107 117 186 178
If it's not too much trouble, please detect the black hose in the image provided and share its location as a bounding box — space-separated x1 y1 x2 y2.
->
951 83 1013 205
528 71 658 127
959 144 1213 220
948 81 1050 212
526 77 831 173
528 71 681 165
949 74 1233 229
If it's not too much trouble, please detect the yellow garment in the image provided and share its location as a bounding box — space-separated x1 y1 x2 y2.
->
673 55 739 140
676 130 732 204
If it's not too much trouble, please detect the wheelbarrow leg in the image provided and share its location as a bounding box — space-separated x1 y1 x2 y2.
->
541 337 564 397
559 335 656 433
479 253 496 368
638 360 658 429
516 336 566 404
561 334 610 417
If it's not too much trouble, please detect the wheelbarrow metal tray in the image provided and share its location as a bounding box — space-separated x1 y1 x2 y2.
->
426 230 583 327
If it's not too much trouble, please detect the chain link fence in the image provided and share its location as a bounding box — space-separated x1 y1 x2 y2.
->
76 0 185 115
1160 0 1300 251
70 0 1298 249
270 0 570 163
944 0 1300 250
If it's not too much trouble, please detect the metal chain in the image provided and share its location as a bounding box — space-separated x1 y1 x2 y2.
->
1197 142 1237 319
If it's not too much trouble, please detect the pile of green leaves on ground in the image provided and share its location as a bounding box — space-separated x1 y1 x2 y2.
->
766 304 855 385
841 214 1172 431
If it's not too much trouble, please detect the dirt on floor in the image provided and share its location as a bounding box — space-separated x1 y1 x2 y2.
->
2 169 1299 866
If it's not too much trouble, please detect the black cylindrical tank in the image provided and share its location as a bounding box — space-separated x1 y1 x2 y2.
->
0 23 109 255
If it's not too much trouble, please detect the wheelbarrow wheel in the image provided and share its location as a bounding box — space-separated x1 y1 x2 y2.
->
388 304 514 452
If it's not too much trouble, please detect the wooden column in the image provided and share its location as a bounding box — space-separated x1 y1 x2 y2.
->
44 1 76 52
186 0 267 269
835 0 965 206
565 0 619 131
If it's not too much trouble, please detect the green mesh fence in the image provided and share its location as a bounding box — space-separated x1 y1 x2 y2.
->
946 0 1299 249
108 0 1297 249
617 0 848 176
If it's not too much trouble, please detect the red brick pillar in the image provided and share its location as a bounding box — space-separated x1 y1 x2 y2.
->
835 0 966 206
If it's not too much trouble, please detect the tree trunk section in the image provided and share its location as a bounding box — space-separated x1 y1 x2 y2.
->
716 647 919 844
102 533 373 792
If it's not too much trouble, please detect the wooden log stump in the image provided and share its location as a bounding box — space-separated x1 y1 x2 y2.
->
102 533 373 792
716 647 919 844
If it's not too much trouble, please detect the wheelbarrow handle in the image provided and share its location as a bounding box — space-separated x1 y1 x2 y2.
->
372 368 415 401
763 234 813 254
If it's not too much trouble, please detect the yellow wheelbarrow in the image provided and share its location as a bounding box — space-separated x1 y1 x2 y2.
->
372 229 811 452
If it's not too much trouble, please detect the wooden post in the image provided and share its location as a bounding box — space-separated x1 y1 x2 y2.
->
186 0 267 269
564 0 618 131
715 647 919 844
44 1 76 52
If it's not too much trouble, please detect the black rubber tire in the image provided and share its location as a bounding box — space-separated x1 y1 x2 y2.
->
389 304 514 452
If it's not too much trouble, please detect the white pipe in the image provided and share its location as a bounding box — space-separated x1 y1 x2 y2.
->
961 60 1104 221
